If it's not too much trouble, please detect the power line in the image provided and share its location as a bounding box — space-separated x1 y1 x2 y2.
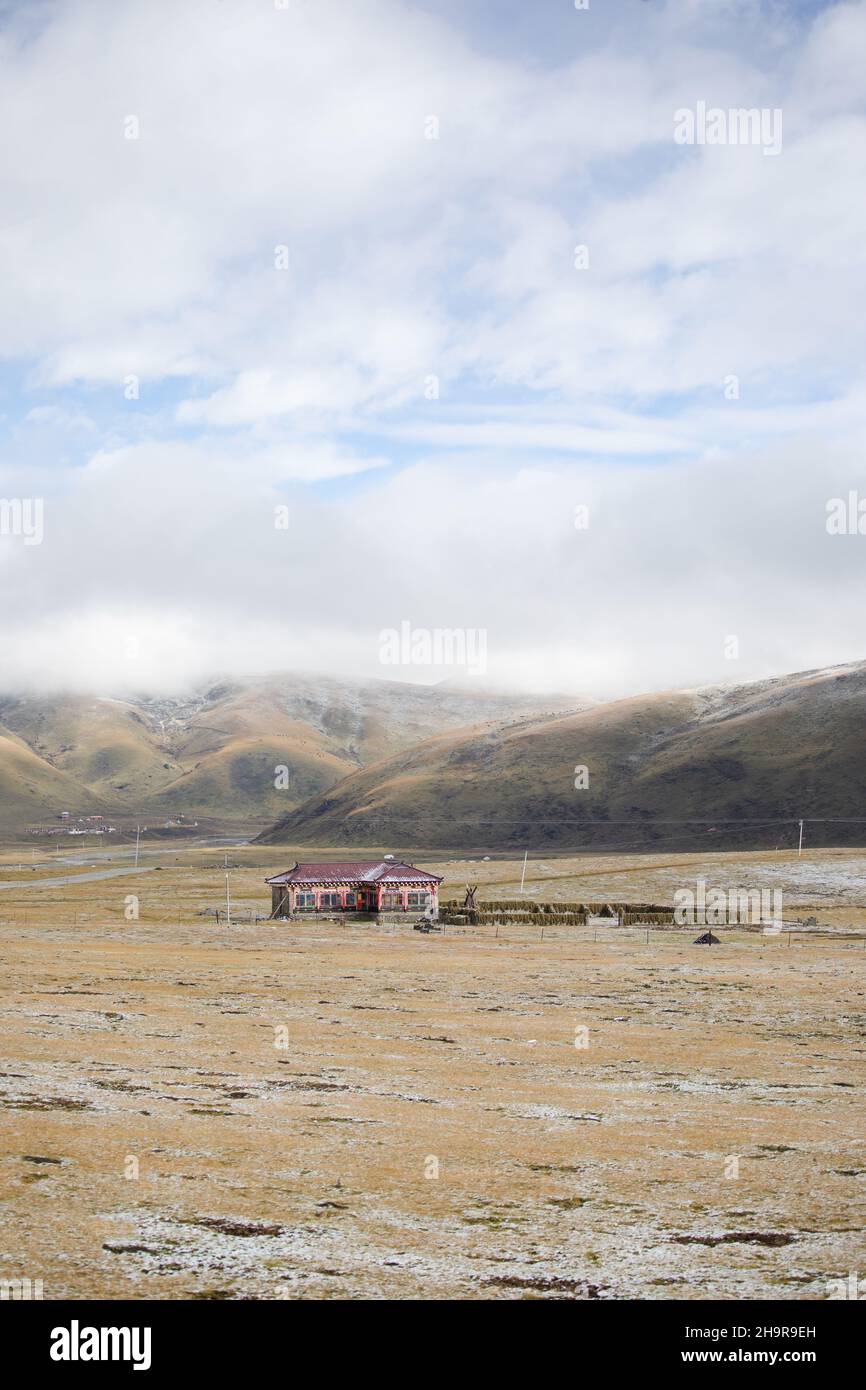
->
385 816 866 826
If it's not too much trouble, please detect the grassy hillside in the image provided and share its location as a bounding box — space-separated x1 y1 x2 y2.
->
0 728 104 832
0 696 183 805
258 662 866 852
0 675 586 835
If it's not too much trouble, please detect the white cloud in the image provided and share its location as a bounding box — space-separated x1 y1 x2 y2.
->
1 436 865 697
0 0 864 696
3 0 859 411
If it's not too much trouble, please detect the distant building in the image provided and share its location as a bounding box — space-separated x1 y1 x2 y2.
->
266 857 442 921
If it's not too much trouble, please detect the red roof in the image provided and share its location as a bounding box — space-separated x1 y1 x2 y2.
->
266 859 442 886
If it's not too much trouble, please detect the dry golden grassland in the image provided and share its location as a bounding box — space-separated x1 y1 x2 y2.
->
1 844 865 1300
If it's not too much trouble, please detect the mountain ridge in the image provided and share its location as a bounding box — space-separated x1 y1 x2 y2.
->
0 672 588 834
256 660 866 853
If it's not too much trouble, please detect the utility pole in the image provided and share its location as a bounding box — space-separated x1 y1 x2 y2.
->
134 824 141 869
225 872 232 926
520 849 528 894
798 819 804 858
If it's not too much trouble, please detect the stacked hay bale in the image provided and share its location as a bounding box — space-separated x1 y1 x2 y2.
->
439 901 589 927
620 909 676 926
438 898 674 928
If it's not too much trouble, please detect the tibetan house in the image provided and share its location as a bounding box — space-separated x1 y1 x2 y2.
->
265 857 442 921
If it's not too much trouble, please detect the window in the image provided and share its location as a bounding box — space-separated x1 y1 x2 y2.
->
344 891 357 908
380 892 402 909
320 892 339 909
407 892 430 909
297 892 315 911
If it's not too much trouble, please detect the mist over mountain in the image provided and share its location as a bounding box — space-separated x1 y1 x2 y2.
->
0 672 586 835
258 661 866 854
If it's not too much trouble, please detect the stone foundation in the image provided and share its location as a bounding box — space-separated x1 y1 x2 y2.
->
272 910 438 926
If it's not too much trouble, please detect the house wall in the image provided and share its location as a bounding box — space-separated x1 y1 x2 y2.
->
376 883 439 912
271 880 440 916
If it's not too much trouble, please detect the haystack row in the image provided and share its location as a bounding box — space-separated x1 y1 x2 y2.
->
438 899 676 927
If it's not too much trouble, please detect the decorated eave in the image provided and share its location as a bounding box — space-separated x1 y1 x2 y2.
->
267 875 441 887
287 876 438 884
265 859 443 888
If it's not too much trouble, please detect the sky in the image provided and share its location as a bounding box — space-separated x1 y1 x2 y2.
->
0 0 865 698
